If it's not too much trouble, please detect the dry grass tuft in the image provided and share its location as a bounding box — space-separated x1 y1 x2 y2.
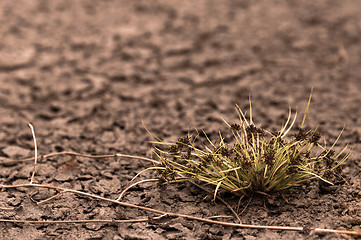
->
148 92 350 198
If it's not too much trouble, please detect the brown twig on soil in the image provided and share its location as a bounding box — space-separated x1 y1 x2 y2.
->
0 152 159 165
314 228 361 236
117 170 243 224
0 182 301 231
116 178 159 201
28 123 37 184
0 206 18 211
0 214 169 224
0 124 359 236
186 180 243 224
34 191 64 205
1 153 359 236
237 195 252 216
1 150 244 223
236 195 245 213
0 182 360 236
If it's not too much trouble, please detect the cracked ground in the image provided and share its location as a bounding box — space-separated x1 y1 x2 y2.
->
0 1 360 239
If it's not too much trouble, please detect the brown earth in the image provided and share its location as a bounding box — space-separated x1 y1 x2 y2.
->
0 0 360 239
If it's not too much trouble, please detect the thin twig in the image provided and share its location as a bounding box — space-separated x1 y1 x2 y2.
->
280 192 289 204
0 214 168 224
2 151 358 236
36 191 64 205
2 183 359 235
0 206 17 211
208 215 234 219
116 153 160 164
4 149 242 224
188 180 243 224
116 173 243 224
28 123 37 184
116 179 159 201
238 196 252 216
0 125 358 236
314 228 361 236
236 195 245 213
0 152 160 165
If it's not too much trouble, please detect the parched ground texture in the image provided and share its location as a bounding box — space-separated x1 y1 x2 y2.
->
0 0 360 239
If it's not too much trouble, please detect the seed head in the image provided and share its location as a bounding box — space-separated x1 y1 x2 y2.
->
309 130 322 144
246 124 265 137
230 123 241 131
294 128 309 141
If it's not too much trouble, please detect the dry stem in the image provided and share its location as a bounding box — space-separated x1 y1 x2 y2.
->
116 178 159 201
0 152 159 165
0 181 360 236
0 182 304 232
0 131 359 236
0 214 168 224
28 123 37 184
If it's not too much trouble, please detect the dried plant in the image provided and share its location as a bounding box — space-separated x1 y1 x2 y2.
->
147 93 350 198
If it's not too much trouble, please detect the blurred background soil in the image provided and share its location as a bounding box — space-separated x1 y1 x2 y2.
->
0 0 360 239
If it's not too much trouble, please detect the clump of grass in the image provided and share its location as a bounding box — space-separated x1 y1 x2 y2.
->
148 93 350 197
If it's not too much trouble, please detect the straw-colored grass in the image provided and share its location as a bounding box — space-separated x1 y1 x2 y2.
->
147 93 350 198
